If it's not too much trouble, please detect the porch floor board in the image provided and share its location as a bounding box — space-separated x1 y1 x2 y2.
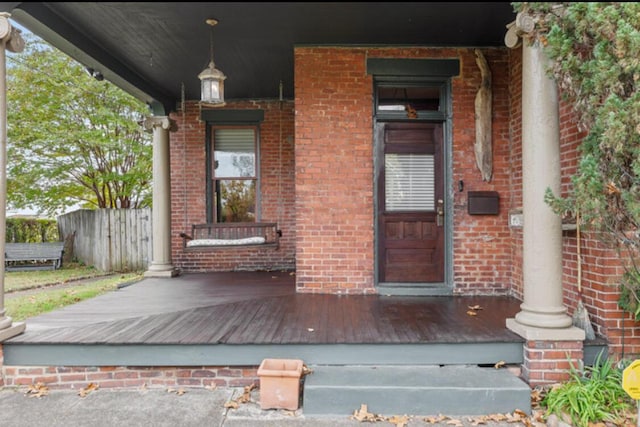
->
6 271 524 346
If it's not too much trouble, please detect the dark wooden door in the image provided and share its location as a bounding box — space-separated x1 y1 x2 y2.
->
378 122 444 283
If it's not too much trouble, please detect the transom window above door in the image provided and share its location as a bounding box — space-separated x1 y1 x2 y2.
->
376 85 442 116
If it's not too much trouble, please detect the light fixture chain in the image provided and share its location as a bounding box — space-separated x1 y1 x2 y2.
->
209 26 214 64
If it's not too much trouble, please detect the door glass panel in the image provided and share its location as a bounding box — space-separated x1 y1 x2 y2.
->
385 153 434 211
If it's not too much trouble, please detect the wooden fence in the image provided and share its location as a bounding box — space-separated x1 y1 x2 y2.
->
57 208 152 272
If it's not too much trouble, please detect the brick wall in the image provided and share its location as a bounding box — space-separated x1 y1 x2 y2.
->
294 47 375 294
169 100 296 272
522 340 583 387
507 47 524 300
451 48 512 294
2 364 258 390
294 46 513 294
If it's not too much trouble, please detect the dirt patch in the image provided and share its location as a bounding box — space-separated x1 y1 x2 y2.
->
5 275 120 300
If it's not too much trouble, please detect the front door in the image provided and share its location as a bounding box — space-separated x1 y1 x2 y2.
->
377 122 444 284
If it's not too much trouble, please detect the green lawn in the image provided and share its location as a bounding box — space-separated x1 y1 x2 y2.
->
4 263 112 292
4 266 143 321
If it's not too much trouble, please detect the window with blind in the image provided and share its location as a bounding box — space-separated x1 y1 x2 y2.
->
212 127 258 222
384 153 435 211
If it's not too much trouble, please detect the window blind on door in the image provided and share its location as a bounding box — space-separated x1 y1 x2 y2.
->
385 153 435 211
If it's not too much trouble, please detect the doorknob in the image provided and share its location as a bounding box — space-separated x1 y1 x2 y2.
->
436 199 444 227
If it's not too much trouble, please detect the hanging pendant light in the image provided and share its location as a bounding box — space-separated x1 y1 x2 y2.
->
199 18 226 106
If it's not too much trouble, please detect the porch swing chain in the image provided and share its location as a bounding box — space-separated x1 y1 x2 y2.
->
181 82 188 233
277 81 284 227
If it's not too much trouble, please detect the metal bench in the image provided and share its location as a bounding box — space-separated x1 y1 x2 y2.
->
179 222 281 250
5 242 65 271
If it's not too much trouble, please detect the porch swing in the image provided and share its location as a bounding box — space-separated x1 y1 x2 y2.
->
179 222 281 250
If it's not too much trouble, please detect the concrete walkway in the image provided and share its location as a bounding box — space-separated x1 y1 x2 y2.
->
0 386 536 426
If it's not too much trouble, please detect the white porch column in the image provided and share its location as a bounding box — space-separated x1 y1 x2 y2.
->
505 16 583 340
143 116 179 277
0 13 25 340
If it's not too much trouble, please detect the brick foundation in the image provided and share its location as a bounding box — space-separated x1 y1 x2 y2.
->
521 340 583 387
1 364 259 390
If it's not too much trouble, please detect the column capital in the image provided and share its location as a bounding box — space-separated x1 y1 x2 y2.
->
143 116 177 132
504 12 535 49
0 13 24 53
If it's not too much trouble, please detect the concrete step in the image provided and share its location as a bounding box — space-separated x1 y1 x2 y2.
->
302 365 531 417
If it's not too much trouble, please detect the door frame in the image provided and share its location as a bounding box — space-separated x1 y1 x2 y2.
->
373 79 454 296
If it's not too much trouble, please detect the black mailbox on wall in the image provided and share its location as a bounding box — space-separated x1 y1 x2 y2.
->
468 191 500 215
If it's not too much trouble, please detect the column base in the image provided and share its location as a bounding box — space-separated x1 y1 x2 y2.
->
0 322 25 341
507 318 585 341
513 302 573 329
144 264 180 278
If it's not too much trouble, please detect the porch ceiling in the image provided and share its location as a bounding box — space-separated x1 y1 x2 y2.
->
0 2 516 114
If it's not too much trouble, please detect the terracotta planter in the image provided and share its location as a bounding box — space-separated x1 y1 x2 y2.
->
257 358 303 410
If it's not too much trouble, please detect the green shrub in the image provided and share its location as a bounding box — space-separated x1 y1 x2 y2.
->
542 352 633 427
6 217 59 242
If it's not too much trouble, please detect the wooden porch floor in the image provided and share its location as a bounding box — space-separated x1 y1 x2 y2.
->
6 271 524 346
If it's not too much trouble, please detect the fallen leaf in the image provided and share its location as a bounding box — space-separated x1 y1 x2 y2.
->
467 310 478 316
513 409 527 418
25 383 49 398
424 415 449 424
78 382 99 398
487 413 508 422
530 387 544 407
205 384 217 391
388 414 411 426
352 404 383 422
494 360 506 369
307 328 315 332
224 383 255 408
302 365 313 377
224 400 239 409
237 391 251 403
468 305 483 310
166 387 186 396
